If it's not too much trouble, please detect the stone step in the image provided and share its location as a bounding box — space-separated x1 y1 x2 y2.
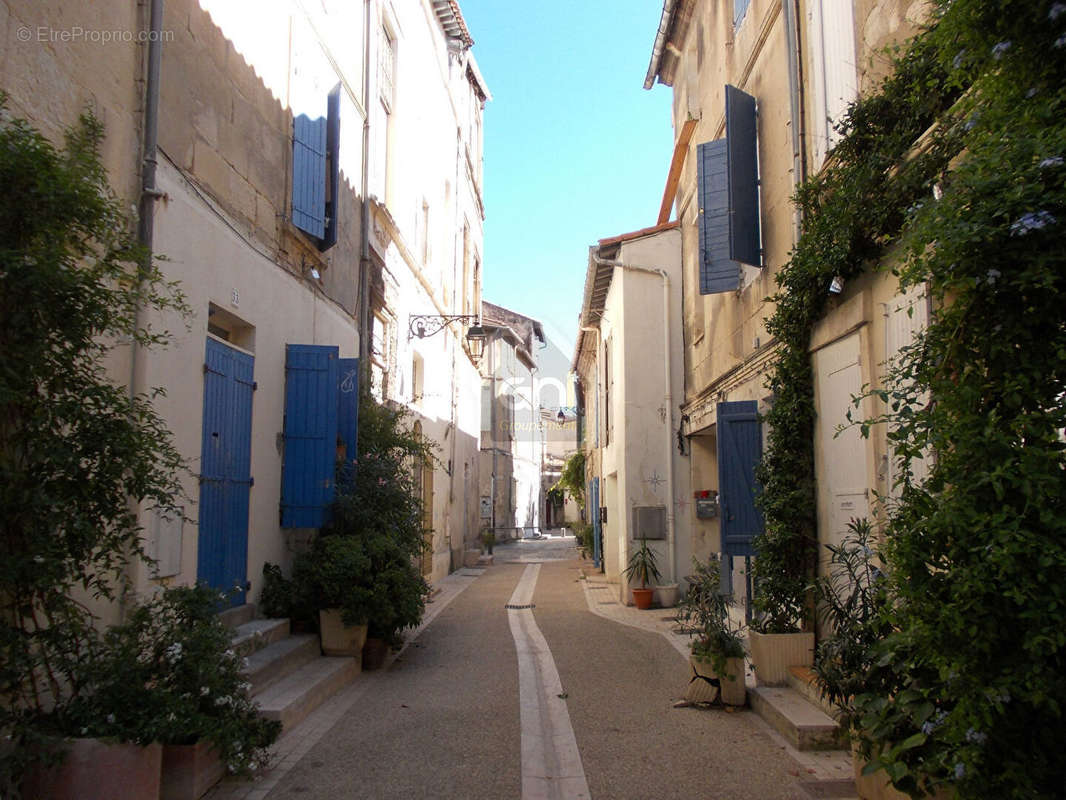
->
218 603 256 631
254 656 360 732
243 633 320 697
231 618 290 658
788 665 842 721
749 686 848 751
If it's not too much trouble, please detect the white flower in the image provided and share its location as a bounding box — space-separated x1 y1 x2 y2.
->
954 763 966 779
1050 3 1066 20
1039 156 1064 169
1056 34 1066 48
165 642 183 662
32 555 44 563
1010 210 1056 236
991 41 1011 60
952 49 966 70
965 728 988 745
986 269 1001 284
1026 88 1038 98
106 714 116 725
200 685 211 696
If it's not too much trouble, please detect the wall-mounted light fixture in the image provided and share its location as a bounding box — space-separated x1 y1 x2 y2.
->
828 275 845 295
464 323 487 365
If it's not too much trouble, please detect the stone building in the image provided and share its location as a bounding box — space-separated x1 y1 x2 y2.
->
0 0 488 618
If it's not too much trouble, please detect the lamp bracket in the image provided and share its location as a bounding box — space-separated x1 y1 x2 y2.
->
408 314 479 339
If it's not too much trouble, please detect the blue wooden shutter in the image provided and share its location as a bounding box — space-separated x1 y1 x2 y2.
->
292 114 327 239
336 357 359 485
697 139 740 294
281 344 339 528
320 84 341 252
716 400 763 557
725 85 762 267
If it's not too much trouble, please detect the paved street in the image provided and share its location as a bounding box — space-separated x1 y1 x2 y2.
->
209 536 851 800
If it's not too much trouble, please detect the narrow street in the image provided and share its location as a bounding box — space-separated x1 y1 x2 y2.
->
210 537 850 800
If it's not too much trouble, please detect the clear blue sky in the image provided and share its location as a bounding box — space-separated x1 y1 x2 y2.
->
460 1 675 356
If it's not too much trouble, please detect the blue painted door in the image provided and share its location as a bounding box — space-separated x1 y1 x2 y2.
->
198 338 254 607
717 401 763 558
591 477 602 568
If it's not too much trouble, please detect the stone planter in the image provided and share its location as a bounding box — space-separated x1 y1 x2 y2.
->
687 656 746 706
161 741 225 800
748 631 814 686
654 583 679 608
318 609 368 657
23 738 162 800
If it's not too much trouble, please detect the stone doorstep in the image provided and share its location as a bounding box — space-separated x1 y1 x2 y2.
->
749 686 848 752
788 665 844 721
231 618 291 658
254 656 361 732
218 602 256 631
243 633 320 697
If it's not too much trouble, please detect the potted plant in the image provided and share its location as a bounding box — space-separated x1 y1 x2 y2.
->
677 557 747 706
480 528 495 555
747 522 816 685
25 585 280 800
812 518 943 800
293 533 374 657
623 536 661 609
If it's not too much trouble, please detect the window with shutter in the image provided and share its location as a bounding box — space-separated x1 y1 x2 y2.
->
291 85 340 250
726 85 761 267
697 140 740 294
281 344 339 528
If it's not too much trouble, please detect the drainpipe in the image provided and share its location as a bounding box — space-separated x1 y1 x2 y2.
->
590 255 677 586
132 0 165 400
579 324 603 570
123 0 165 613
358 0 373 368
782 0 807 243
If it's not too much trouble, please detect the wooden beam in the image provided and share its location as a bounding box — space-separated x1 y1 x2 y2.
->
657 117 698 225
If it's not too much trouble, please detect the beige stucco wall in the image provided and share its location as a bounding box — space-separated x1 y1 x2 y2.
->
3 0 484 607
661 0 929 620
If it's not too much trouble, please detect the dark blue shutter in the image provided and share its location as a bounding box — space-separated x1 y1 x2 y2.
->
726 85 761 267
716 400 763 557
320 84 341 252
292 114 327 239
281 344 339 528
336 357 359 485
697 139 740 294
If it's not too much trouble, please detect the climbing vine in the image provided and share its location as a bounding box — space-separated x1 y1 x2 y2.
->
755 1 1066 796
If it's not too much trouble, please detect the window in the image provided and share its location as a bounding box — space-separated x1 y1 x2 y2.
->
370 311 391 401
696 84 761 294
715 401 763 557
379 23 396 111
291 84 341 250
807 0 858 166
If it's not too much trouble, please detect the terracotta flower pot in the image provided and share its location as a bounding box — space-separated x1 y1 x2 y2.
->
631 587 654 609
23 738 162 800
161 740 225 800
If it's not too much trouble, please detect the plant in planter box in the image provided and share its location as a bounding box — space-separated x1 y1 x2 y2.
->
294 391 434 659
35 584 280 794
0 105 189 791
812 517 889 729
677 557 747 705
622 537 661 609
